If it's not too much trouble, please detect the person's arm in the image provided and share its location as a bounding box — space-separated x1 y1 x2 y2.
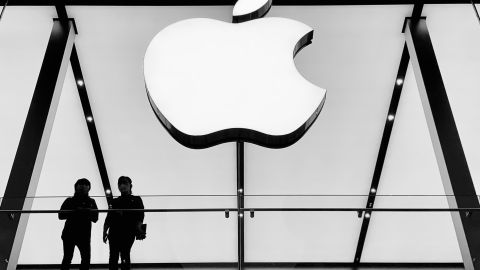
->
103 201 113 243
58 198 71 220
90 198 99 223
137 196 145 224
135 196 146 240
103 215 110 243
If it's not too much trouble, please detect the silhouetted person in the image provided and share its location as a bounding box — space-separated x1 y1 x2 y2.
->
103 176 145 270
59 178 98 270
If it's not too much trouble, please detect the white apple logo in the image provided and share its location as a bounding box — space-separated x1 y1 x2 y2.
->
144 0 326 149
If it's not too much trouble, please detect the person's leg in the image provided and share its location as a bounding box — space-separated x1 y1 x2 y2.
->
61 239 75 270
109 238 120 270
119 236 135 270
77 239 91 270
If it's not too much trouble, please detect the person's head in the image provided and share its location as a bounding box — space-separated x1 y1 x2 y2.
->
118 176 132 195
74 178 91 196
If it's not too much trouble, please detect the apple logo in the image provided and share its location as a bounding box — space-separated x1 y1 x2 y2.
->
144 0 326 149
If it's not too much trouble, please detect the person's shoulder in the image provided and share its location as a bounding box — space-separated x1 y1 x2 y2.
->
60 197 74 208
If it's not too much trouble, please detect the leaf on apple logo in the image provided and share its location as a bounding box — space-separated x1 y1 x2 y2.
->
232 0 272 23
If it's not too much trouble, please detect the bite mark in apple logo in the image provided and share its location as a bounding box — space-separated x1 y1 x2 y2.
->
144 0 326 149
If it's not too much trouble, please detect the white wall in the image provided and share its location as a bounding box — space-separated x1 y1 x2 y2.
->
0 3 479 264
0 6 55 201
244 5 410 262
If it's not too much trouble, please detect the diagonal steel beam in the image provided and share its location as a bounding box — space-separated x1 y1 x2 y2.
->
353 4 423 264
70 46 114 205
405 16 480 270
55 4 114 205
6 0 475 6
353 44 409 264
0 20 75 270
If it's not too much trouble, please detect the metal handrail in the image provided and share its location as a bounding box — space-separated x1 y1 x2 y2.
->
1 194 480 199
1 207 480 214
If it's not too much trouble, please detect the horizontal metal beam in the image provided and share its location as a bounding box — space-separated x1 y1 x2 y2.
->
2 194 480 198
16 262 465 269
7 0 472 5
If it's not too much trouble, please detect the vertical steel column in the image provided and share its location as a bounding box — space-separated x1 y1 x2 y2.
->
236 142 245 270
405 18 480 270
0 20 75 270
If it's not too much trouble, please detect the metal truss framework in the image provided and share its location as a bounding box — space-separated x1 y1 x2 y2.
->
0 1 478 270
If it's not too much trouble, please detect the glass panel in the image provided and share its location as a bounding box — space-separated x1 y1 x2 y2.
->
16 195 237 264
245 210 362 262
362 212 462 263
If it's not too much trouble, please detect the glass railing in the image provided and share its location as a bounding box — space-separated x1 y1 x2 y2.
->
0 194 472 268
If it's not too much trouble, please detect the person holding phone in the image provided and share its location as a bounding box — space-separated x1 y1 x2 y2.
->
59 178 98 270
103 176 145 270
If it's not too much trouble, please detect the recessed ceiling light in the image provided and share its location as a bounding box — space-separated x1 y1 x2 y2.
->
388 114 395 121
77 79 84 86
396 78 403 86
86 116 93 122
